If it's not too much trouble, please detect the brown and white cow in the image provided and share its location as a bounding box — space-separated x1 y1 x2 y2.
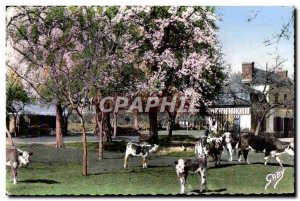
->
6 147 33 184
237 133 294 167
124 142 159 169
175 157 208 194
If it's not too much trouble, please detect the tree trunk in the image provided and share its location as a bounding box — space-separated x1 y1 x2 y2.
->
79 114 88 176
62 113 69 136
148 106 159 144
13 114 17 137
113 112 117 138
254 119 262 136
16 115 20 136
168 113 176 138
134 109 139 131
55 103 64 148
95 102 103 160
254 110 268 136
102 102 112 142
6 115 10 133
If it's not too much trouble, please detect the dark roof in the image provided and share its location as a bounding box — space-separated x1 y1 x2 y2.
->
213 75 251 107
252 68 292 86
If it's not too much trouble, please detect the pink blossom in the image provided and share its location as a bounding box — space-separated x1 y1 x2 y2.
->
51 27 63 39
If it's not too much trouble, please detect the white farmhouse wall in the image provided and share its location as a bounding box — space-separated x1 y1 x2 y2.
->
240 115 251 132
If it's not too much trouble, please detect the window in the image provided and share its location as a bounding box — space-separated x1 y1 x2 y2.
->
284 94 288 108
273 117 283 132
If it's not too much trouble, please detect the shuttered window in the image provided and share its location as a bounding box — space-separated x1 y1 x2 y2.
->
273 117 283 132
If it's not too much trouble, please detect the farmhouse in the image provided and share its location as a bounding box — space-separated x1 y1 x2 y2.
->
208 62 294 137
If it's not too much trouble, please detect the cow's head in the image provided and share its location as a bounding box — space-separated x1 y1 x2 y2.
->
222 132 232 144
18 150 33 166
175 159 185 174
285 142 294 156
149 144 159 153
212 138 222 149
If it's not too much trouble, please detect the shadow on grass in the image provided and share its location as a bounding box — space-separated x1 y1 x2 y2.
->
209 162 294 169
250 162 294 167
20 179 60 184
189 188 227 194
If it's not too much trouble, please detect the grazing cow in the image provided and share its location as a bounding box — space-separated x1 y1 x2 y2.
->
195 136 223 166
175 157 208 194
238 133 294 167
124 142 159 169
221 132 239 162
6 147 33 184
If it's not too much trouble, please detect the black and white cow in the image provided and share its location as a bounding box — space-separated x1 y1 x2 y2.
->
124 142 159 169
195 136 223 166
221 132 239 162
175 157 208 194
6 147 33 184
238 133 294 167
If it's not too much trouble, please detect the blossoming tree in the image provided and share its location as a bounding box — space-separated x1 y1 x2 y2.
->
116 6 226 141
6 7 82 148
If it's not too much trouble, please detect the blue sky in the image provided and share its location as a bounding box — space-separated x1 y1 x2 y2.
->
216 6 294 76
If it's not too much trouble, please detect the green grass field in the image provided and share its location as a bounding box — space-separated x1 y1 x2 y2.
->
6 143 295 196
6 162 294 195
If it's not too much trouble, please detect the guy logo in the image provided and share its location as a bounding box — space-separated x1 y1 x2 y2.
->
265 168 285 190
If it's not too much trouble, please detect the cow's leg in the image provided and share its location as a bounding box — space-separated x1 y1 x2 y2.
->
142 157 147 169
217 153 221 166
243 150 250 164
264 156 269 166
220 149 224 160
199 167 207 193
275 156 283 168
214 152 218 166
179 175 186 194
238 150 243 164
227 144 233 162
264 152 270 166
124 154 130 169
10 166 17 184
144 157 148 168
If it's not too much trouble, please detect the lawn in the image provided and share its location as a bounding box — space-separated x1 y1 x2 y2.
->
6 162 294 195
6 144 295 196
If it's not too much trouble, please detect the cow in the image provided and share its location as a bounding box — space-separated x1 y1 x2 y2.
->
195 136 210 158
237 133 294 167
195 136 223 166
208 137 223 166
175 157 208 194
124 142 159 169
6 147 33 184
221 132 239 162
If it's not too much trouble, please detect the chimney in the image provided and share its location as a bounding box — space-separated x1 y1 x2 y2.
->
276 68 288 80
242 62 254 82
